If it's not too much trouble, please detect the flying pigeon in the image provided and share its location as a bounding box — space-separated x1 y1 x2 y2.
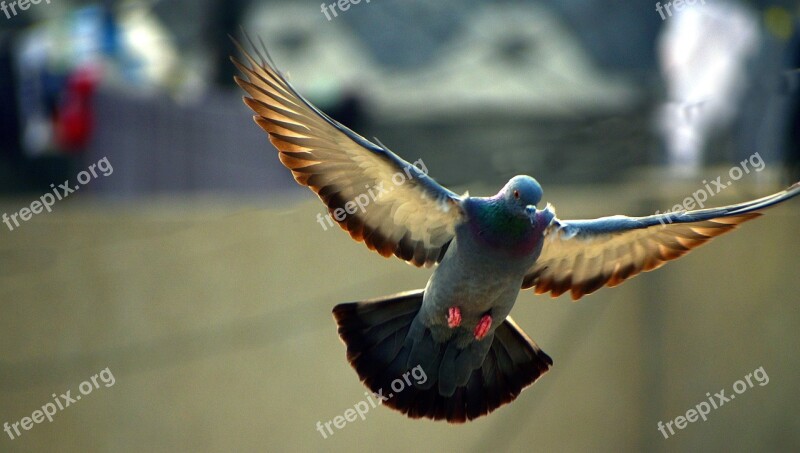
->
231 38 800 423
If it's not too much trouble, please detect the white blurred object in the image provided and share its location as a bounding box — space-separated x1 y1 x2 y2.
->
117 2 180 92
656 2 760 175
16 34 53 156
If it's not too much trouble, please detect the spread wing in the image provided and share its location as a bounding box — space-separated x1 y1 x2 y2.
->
523 183 800 300
231 37 464 267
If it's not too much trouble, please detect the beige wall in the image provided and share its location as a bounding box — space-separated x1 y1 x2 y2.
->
1 182 798 452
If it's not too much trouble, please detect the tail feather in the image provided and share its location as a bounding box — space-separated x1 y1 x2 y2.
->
333 290 553 423
405 327 443 390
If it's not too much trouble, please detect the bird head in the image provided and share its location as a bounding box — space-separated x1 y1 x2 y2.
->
500 175 543 214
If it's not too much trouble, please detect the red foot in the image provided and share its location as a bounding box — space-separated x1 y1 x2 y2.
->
474 314 492 341
447 306 462 328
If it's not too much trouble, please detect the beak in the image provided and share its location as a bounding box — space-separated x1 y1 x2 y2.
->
525 205 537 223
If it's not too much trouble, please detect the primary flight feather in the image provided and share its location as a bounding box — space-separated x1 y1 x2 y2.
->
231 37 799 423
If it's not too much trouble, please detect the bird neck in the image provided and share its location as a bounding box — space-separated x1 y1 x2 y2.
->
466 198 539 253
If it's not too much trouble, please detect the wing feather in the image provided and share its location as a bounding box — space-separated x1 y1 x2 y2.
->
232 36 464 266
523 183 799 300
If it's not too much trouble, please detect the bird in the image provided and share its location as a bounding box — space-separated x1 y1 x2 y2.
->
230 36 800 423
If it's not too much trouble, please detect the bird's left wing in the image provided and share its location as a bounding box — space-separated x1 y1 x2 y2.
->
231 37 464 267
523 183 800 300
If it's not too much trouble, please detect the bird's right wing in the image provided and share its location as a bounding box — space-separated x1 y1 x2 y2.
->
522 183 800 300
231 36 464 267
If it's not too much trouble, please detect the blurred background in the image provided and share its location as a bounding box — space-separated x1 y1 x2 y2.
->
0 0 798 451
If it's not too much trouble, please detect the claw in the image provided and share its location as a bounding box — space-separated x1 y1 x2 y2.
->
447 306 462 328
474 314 492 341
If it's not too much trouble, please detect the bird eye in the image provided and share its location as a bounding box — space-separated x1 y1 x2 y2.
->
513 190 520 199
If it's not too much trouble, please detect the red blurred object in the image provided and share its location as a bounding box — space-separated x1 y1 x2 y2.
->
54 66 100 152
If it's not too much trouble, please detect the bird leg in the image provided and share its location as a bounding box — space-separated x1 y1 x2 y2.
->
447 306 462 328
474 314 492 341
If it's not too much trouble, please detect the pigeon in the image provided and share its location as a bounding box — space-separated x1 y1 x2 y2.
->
230 37 800 423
